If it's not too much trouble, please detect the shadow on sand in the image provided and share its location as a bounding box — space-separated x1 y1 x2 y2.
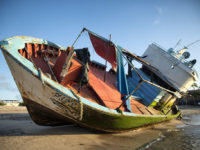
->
0 113 103 136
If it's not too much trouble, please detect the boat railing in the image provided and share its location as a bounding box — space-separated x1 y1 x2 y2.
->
70 28 181 111
116 48 180 111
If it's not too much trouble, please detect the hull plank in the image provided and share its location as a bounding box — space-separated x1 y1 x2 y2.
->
24 97 72 126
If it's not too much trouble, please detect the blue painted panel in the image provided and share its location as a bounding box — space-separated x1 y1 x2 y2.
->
116 46 131 112
127 69 162 106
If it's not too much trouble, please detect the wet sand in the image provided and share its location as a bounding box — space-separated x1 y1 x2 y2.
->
0 106 199 150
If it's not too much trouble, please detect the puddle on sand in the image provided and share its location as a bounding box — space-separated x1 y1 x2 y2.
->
183 114 200 126
138 113 200 150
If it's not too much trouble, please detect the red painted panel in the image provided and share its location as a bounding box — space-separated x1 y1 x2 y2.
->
53 47 82 84
52 50 69 82
26 43 33 59
60 59 82 85
89 33 117 70
88 66 123 110
32 57 52 75
34 44 40 57
67 82 101 104
41 44 46 50
18 49 26 57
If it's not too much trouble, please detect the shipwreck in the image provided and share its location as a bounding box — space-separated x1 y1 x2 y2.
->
0 28 198 132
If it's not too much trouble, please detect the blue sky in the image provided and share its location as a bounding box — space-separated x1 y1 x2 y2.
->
0 0 200 100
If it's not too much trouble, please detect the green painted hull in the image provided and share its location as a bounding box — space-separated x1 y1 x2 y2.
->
24 95 179 132
79 105 179 132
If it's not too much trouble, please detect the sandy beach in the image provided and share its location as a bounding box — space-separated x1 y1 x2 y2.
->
0 105 200 150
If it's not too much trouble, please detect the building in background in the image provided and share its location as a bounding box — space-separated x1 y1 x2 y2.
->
176 89 200 105
0 100 20 106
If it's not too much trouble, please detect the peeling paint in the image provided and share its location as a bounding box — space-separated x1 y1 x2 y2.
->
0 35 180 132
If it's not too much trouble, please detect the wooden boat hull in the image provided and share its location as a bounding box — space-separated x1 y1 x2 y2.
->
1 36 179 132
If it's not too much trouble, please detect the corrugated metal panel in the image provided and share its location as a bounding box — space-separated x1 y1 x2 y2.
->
127 69 162 106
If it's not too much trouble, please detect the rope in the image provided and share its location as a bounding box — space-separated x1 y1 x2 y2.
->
186 40 200 48
71 28 86 48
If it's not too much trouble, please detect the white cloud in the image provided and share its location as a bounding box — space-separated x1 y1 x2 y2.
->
153 7 163 25
156 7 163 14
153 19 160 25
0 75 6 80
0 82 17 91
